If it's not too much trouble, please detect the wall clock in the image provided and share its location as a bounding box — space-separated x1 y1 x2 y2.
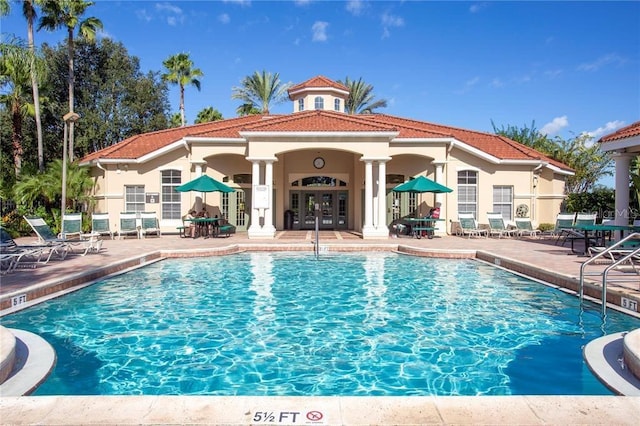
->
313 157 325 169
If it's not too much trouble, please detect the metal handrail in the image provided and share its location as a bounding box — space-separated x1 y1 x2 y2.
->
579 232 640 317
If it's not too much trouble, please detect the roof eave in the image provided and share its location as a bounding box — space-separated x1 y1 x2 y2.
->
599 135 640 152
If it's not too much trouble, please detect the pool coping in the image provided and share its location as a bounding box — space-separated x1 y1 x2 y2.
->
583 331 640 396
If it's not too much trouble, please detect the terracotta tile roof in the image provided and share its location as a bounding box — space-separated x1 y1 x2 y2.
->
241 110 396 132
81 115 265 162
80 109 571 172
288 75 350 97
364 114 570 170
599 120 640 142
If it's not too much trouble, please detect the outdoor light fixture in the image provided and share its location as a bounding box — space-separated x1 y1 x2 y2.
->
61 112 81 224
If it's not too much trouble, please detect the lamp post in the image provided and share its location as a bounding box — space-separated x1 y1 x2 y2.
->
61 112 80 224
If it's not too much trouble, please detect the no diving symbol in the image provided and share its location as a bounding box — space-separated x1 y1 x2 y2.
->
306 411 323 421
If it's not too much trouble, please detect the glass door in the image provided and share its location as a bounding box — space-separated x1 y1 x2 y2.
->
320 193 333 228
303 193 316 228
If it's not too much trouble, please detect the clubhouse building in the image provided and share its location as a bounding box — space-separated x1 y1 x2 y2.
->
80 76 572 239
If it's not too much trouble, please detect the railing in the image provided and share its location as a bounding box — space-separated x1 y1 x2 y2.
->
579 232 640 318
314 214 320 259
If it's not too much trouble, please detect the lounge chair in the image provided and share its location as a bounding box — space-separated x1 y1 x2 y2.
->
486 212 517 238
24 215 78 248
458 213 488 238
1 227 65 273
91 213 114 240
23 216 98 256
514 218 541 238
140 212 161 238
58 212 83 240
118 212 140 240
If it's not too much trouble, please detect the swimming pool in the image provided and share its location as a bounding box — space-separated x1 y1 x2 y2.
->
3 252 639 396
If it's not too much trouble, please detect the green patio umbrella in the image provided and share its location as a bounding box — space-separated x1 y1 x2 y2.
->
392 176 453 194
176 175 235 209
176 175 235 193
393 176 452 218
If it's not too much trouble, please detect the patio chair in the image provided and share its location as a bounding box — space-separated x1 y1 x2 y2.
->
556 212 597 247
514 218 541 238
550 212 576 242
91 212 114 240
23 215 82 254
140 212 161 238
58 212 83 240
457 213 488 238
118 212 140 239
486 212 517 238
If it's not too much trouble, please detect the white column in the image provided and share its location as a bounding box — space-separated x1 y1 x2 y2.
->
248 161 262 234
433 162 445 234
613 152 633 226
194 163 205 211
362 160 375 235
262 160 276 235
376 160 388 234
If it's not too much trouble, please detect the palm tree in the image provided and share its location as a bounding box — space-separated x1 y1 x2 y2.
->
195 107 223 124
38 0 103 161
235 103 261 116
162 52 203 127
231 70 292 115
0 39 45 178
0 0 9 15
338 76 387 114
23 0 46 172
13 159 92 220
168 112 182 128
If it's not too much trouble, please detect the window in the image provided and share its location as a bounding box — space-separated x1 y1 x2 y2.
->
457 170 478 217
314 96 324 110
334 99 340 111
124 185 145 213
409 193 418 216
161 170 181 220
492 186 513 220
298 98 304 112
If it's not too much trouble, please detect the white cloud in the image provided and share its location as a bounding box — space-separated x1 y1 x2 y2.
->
540 116 569 136
218 13 230 24
155 2 184 26
381 12 404 39
543 69 563 79
454 76 480 94
469 3 488 14
381 12 404 27
222 0 251 6
490 78 504 88
585 120 626 140
312 21 329 42
577 53 626 72
135 9 153 22
346 0 365 16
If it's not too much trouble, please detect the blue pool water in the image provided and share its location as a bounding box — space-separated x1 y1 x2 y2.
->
3 252 639 396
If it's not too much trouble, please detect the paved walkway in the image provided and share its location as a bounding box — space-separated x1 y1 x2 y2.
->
1 231 640 425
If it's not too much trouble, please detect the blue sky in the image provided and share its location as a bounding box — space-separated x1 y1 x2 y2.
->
2 1 639 184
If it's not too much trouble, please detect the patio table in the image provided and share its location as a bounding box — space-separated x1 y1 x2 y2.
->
569 224 640 255
404 217 444 239
185 217 220 238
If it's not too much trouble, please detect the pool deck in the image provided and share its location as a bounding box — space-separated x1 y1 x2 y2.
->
1 231 640 424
